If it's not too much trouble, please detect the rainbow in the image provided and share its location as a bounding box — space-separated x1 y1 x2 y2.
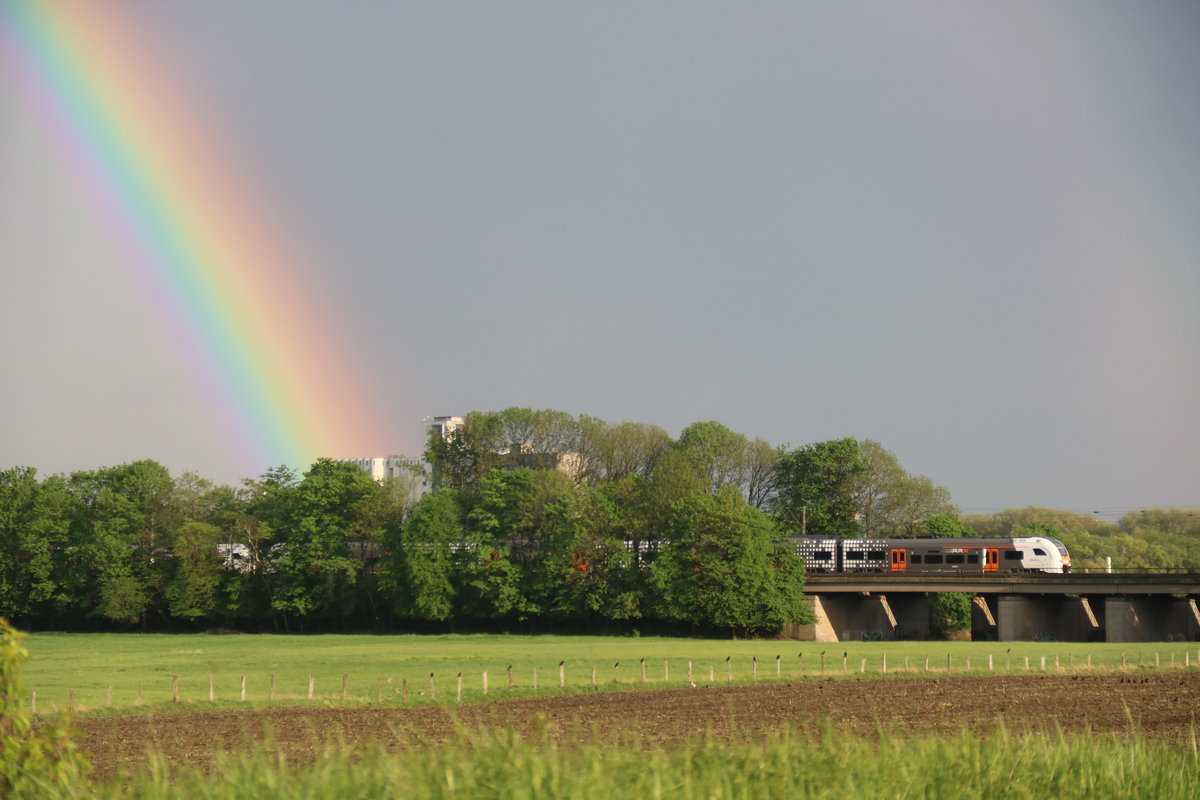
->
0 1 385 476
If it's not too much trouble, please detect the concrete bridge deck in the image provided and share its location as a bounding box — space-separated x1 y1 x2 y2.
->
805 572 1200 595
798 573 1200 642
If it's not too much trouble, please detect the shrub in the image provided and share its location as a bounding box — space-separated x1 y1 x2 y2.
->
928 592 973 638
1 619 90 798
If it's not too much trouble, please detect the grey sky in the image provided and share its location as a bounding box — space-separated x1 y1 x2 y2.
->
2 1 1198 517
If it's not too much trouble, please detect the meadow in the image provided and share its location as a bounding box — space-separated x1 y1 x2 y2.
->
9 631 1200 799
21 631 1200 713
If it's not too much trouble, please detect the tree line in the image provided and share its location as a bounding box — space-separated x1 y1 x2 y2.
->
2 407 1196 634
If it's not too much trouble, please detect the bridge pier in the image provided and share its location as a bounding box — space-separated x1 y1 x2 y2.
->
1105 596 1200 642
798 574 1200 642
801 594 931 642
994 595 1105 642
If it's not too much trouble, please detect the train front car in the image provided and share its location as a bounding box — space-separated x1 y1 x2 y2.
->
1005 537 1069 574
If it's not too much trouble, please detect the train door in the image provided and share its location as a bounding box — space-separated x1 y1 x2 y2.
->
890 549 907 573
983 548 999 573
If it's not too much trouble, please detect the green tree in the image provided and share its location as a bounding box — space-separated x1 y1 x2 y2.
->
928 592 973 638
854 441 956 537
744 438 777 511
164 521 224 622
771 439 866 537
426 413 502 491
676 421 750 495
923 514 975 538
0 469 75 622
381 493 463 623
581 420 672 483
650 487 810 636
269 459 378 626
65 460 176 625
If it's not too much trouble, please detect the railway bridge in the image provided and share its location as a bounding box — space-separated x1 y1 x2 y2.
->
797 573 1200 643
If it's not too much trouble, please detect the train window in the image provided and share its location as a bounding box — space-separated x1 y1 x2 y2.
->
868 551 885 560
911 554 922 564
1004 551 1024 561
846 552 864 561
815 551 832 559
925 554 944 564
1033 548 1047 556
967 554 979 564
946 554 964 564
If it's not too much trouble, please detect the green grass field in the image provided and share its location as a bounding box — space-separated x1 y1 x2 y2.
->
20 632 1200 713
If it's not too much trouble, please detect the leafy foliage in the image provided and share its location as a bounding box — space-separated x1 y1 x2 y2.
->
1 619 89 797
928 592 973 636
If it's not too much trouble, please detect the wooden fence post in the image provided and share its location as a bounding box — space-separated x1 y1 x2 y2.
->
641 658 646 683
924 655 929 672
483 672 488 697
559 661 565 689
533 666 538 690
241 676 247 702
776 655 781 678
664 660 669 682
859 658 865 674
402 677 408 702
752 656 758 681
988 654 993 672
591 664 596 686
843 652 848 674
507 665 514 691
429 673 436 701
798 653 804 677
308 674 315 700
709 664 715 682
820 651 825 674
946 653 952 672
209 675 214 702
457 673 462 704
881 654 887 675
726 656 733 682
687 660 693 685
342 674 349 700
614 662 620 683
172 676 179 703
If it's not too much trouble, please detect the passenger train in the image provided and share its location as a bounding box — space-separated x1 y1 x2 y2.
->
790 536 1071 574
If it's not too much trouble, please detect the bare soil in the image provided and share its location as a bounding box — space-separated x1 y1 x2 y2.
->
73 673 1200 781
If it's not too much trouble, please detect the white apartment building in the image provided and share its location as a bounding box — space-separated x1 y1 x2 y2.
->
425 415 465 440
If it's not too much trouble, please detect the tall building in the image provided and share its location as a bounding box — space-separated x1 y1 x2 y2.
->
346 456 424 482
425 415 465 441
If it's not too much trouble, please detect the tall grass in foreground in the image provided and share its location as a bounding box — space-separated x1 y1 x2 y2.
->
21 724 1200 800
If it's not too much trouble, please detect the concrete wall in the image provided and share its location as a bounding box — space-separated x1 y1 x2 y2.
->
1106 596 1200 642
797 594 930 642
995 595 1104 642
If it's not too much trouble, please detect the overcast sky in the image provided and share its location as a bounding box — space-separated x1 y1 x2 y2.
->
3 1 1198 517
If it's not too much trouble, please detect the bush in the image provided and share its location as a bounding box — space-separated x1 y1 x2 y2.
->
928 593 973 638
1 619 90 798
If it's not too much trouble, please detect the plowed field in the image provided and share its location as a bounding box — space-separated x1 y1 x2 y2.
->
74 673 1200 781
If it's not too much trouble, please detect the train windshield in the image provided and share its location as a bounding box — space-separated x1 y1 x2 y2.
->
1047 538 1069 558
